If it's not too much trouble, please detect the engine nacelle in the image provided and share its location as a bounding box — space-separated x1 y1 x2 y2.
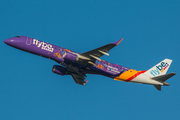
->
63 52 79 62
52 65 69 76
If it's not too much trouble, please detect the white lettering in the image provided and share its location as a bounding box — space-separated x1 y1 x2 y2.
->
33 39 38 45
33 39 54 52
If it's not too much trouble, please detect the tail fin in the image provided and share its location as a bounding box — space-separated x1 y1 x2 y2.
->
145 59 172 77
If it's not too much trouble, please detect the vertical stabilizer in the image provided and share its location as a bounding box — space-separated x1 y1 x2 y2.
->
145 59 172 77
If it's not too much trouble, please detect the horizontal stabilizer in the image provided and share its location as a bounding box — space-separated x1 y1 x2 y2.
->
153 85 161 91
152 72 176 83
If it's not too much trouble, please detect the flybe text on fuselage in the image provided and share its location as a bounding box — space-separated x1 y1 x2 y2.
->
33 39 54 52
150 62 169 76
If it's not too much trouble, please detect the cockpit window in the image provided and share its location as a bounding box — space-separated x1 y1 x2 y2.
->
15 36 21 38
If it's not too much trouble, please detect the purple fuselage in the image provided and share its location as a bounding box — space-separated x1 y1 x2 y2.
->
4 36 130 79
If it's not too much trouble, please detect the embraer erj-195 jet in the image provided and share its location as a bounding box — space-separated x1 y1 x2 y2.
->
4 36 176 91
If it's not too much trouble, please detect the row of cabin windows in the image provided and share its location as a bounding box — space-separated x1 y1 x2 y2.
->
97 60 122 69
37 44 126 71
97 60 126 72
36 43 124 70
43 43 65 51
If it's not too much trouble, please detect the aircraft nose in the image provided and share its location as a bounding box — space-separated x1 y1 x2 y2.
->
4 39 13 44
4 36 26 48
4 37 23 47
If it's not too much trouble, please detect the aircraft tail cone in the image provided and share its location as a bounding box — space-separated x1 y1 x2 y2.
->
163 82 170 86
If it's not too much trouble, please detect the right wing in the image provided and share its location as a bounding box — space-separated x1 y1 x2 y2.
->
80 38 123 64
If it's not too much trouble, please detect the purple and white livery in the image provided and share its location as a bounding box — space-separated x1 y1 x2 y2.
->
4 36 176 91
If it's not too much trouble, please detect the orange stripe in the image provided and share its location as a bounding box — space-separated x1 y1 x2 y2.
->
116 38 124 46
161 66 166 72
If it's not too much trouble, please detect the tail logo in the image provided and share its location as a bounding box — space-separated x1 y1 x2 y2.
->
150 62 169 76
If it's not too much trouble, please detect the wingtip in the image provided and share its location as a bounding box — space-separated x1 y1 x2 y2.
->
172 72 177 75
112 38 124 46
83 80 89 85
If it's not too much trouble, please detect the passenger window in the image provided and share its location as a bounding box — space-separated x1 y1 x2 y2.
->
121 69 125 72
97 60 101 64
104 62 107 67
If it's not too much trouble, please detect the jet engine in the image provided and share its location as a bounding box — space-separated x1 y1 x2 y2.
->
52 65 69 76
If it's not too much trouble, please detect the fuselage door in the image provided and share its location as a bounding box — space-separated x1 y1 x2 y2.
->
26 37 32 45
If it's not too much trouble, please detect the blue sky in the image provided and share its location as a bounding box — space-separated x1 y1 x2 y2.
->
1 0 180 120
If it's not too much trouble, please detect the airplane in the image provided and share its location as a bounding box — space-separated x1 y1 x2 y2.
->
4 36 176 91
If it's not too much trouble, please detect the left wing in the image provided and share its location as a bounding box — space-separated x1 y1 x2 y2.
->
65 66 89 85
71 73 88 85
80 38 123 63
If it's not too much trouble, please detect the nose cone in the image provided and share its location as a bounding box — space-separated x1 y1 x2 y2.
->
4 39 13 44
4 36 26 48
4 38 17 46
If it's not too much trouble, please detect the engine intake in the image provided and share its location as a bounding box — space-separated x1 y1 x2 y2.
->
52 65 69 76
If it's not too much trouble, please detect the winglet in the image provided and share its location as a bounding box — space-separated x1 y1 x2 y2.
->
112 38 124 46
83 80 89 85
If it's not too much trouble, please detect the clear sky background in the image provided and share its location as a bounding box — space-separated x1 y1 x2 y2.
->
1 0 180 120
